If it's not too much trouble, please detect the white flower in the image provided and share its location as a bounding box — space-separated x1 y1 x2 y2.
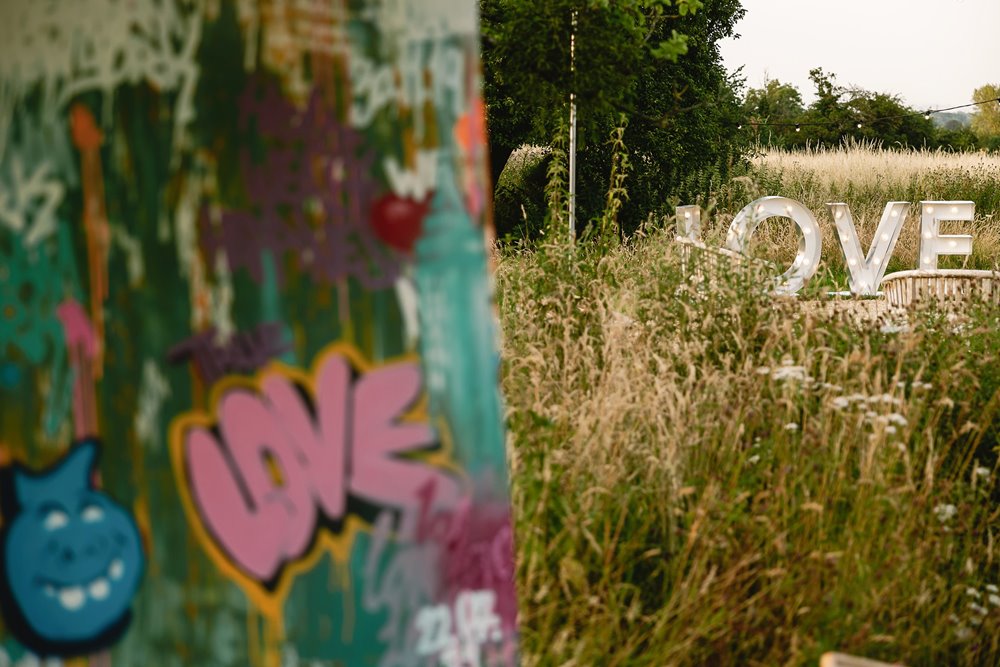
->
956 625 973 639
880 322 910 334
989 594 1000 607
986 584 999 594
967 587 981 598
969 601 988 616
756 366 771 375
887 413 908 427
784 422 799 432
831 396 850 410
896 381 907 389
934 504 958 523
772 365 810 383
885 425 897 435
747 454 761 465
974 467 991 479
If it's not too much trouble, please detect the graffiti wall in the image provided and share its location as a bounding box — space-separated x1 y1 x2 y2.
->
0 1 517 665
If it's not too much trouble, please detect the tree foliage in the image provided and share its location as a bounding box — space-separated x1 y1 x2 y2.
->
971 84 1000 142
481 0 747 238
741 69 970 150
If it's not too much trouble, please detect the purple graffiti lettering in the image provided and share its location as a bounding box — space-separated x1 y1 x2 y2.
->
168 322 289 387
201 78 399 289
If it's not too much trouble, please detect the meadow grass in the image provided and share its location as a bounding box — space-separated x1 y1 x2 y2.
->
497 145 1000 666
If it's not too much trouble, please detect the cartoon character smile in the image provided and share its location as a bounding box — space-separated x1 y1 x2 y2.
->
0 439 145 656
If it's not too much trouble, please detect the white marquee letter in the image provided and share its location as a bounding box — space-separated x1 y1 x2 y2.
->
827 201 908 295
726 197 821 295
675 205 702 242
918 201 974 270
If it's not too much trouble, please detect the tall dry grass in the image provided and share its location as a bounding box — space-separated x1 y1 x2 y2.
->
498 146 1000 666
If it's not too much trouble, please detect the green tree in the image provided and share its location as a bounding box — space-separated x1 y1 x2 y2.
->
971 84 1000 142
482 0 703 186
742 78 803 145
793 69 935 149
481 0 747 237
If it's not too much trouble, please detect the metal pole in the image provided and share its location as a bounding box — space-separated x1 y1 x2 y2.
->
569 10 577 240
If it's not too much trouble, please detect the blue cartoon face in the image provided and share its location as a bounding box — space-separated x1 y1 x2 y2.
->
0 440 144 655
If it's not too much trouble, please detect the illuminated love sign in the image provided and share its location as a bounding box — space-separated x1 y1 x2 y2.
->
677 197 977 295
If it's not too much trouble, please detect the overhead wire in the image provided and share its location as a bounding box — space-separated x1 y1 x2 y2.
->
735 96 1000 131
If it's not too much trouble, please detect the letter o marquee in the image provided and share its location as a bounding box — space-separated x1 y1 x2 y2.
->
726 196 822 295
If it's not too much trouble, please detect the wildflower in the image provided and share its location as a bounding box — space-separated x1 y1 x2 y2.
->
756 366 771 375
887 413 908 427
956 625 973 639
989 594 1000 607
934 504 957 523
885 426 897 435
967 587 981 598
784 422 799 432
974 467 991 479
831 396 850 410
772 365 810 382
987 584 999 594
880 322 910 334
747 454 761 465
969 601 988 616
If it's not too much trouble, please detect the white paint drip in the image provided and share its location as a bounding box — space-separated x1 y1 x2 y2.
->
174 173 203 279
135 360 171 452
394 275 420 350
113 225 146 286
210 251 236 346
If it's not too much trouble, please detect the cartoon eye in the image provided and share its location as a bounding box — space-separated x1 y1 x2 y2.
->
43 509 69 531
81 504 104 523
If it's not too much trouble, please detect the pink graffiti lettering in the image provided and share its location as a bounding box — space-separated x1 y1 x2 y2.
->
174 350 462 585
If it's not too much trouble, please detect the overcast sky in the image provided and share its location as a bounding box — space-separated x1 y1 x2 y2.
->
720 0 1000 112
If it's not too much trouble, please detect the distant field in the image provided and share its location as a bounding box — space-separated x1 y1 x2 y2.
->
498 145 1000 666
